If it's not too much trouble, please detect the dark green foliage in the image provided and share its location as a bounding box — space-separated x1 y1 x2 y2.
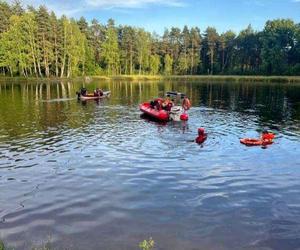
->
0 1 13 34
0 240 4 250
0 2 299 77
261 19 297 75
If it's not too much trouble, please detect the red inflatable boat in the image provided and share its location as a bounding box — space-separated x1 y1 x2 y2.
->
240 133 275 146
240 138 274 146
139 102 170 121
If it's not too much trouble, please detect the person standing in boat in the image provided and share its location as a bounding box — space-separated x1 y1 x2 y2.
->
182 96 191 111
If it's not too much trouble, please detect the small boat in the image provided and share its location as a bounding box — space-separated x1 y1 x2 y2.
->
166 91 186 99
77 91 111 100
139 102 170 121
240 138 273 146
169 106 189 121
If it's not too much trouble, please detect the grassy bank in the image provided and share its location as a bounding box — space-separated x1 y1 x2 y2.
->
0 238 155 250
93 75 300 83
1 75 300 83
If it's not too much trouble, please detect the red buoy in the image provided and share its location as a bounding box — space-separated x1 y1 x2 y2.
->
180 113 189 121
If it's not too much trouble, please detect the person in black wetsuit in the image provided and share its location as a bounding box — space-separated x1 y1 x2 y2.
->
94 88 104 97
81 88 87 96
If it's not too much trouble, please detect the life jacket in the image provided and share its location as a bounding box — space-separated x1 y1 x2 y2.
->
262 133 275 141
196 135 207 144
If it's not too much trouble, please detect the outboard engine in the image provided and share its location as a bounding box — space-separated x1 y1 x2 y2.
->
169 106 184 122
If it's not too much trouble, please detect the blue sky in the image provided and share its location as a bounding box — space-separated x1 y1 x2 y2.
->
10 0 300 34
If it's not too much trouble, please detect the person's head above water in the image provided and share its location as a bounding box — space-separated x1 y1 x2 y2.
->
198 128 205 135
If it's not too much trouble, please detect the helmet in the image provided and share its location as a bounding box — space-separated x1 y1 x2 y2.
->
198 128 205 134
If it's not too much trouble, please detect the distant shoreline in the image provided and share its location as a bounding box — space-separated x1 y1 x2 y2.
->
1 75 300 83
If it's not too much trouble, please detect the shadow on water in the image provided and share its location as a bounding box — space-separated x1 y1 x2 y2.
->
0 79 300 250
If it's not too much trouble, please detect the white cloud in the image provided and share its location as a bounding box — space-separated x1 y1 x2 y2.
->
6 0 185 16
85 0 185 8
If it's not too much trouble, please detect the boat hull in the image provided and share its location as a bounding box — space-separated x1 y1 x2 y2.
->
79 91 111 100
139 103 169 121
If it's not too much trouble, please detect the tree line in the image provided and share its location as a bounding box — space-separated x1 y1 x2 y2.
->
0 1 300 77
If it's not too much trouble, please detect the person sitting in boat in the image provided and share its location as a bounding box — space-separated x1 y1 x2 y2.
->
196 128 207 144
150 98 163 110
155 99 162 110
166 100 174 111
182 96 191 111
94 88 104 97
150 100 156 108
80 88 87 96
261 130 275 144
162 97 173 111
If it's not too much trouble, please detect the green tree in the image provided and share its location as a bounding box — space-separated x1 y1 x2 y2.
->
164 54 173 75
189 27 201 74
236 25 261 74
137 29 151 75
204 27 219 74
101 19 120 75
180 25 190 75
149 54 160 75
50 11 61 77
0 15 31 76
36 6 53 77
219 30 236 73
120 26 136 75
90 19 105 65
22 12 39 76
169 27 181 73
59 17 86 77
0 1 12 34
261 19 297 75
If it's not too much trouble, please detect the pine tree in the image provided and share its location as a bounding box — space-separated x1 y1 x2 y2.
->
36 6 53 77
189 27 201 74
120 26 136 75
204 27 219 74
137 29 151 75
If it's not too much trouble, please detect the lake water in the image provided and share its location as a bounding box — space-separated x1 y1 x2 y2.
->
0 79 300 250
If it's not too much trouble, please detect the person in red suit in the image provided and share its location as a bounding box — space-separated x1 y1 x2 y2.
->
195 128 207 144
261 130 275 144
182 96 191 111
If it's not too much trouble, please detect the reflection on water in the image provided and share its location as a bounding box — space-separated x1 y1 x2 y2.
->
0 79 300 250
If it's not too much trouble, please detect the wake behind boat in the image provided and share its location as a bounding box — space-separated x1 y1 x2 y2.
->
76 88 111 100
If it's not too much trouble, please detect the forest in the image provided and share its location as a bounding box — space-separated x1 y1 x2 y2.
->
0 1 300 78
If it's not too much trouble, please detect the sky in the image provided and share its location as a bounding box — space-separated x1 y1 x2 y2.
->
8 0 300 34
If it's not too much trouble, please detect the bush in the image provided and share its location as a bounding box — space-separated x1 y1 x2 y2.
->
0 241 4 250
139 238 155 250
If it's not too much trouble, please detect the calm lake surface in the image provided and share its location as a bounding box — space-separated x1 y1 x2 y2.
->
0 79 300 250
